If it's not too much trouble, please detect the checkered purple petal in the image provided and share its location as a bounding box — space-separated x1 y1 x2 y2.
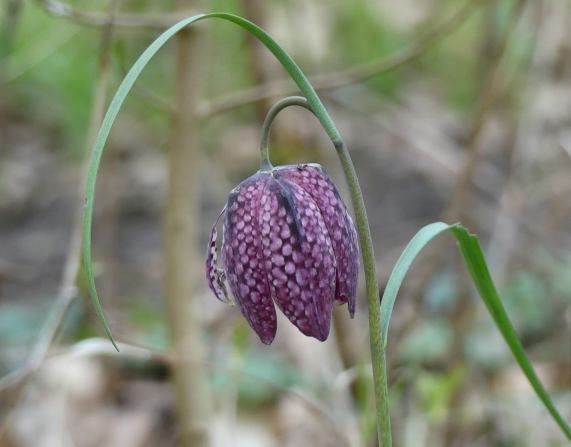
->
222 173 277 344
260 178 335 340
277 164 359 317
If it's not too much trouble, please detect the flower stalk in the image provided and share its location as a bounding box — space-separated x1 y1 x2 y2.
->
258 96 312 171
256 94 393 444
258 95 392 445
333 138 392 447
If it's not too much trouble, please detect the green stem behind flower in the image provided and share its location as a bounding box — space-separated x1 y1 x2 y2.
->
259 96 313 170
258 95 390 444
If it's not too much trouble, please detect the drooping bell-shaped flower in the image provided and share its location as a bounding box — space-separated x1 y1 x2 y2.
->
206 163 359 344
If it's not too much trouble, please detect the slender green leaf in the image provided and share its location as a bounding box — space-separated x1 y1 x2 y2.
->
380 222 571 440
380 222 451 346
82 13 343 350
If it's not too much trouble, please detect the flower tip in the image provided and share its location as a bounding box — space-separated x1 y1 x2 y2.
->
315 331 329 342
345 295 356 319
311 315 331 342
259 334 275 345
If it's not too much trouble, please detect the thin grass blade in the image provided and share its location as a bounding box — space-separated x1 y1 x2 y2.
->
380 222 571 440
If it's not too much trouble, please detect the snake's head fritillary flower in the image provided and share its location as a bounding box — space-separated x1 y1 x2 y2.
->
206 163 359 344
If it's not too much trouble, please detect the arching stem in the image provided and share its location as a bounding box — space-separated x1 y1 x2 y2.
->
259 96 312 171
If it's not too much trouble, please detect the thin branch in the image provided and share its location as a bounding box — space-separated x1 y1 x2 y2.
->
390 0 529 315
392 5 527 428
386 1 529 395
488 0 571 276
198 0 484 117
34 0 195 29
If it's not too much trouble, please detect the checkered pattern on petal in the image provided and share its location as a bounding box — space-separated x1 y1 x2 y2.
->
260 179 336 340
277 164 359 317
222 173 277 344
205 206 230 303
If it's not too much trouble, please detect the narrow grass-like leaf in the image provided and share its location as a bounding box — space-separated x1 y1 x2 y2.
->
380 221 451 346
82 13 344 350
380 222 571 440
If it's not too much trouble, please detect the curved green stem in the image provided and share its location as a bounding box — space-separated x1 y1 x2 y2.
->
82 12 390 446
259 96 313 171
335 139 390 446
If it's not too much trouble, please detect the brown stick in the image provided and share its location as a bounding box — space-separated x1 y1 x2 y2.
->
393 0 527 310
241 0 272 122
441 3 528 444
164 0 212 445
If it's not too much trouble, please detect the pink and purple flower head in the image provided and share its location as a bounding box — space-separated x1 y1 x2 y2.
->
206 163 359 344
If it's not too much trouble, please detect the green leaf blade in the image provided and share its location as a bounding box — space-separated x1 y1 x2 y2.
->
381 222 571 440
380 221 452 347
452 226 571 440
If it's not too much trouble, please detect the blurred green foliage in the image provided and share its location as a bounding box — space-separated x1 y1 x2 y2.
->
0 303 47 345
415 367 465 424
129 301 169 349
212 348 310 408
8 7 94 148
399 319 454 364
4 0 537 155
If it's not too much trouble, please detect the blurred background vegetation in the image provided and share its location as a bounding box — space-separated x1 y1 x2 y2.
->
0 0 569 446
